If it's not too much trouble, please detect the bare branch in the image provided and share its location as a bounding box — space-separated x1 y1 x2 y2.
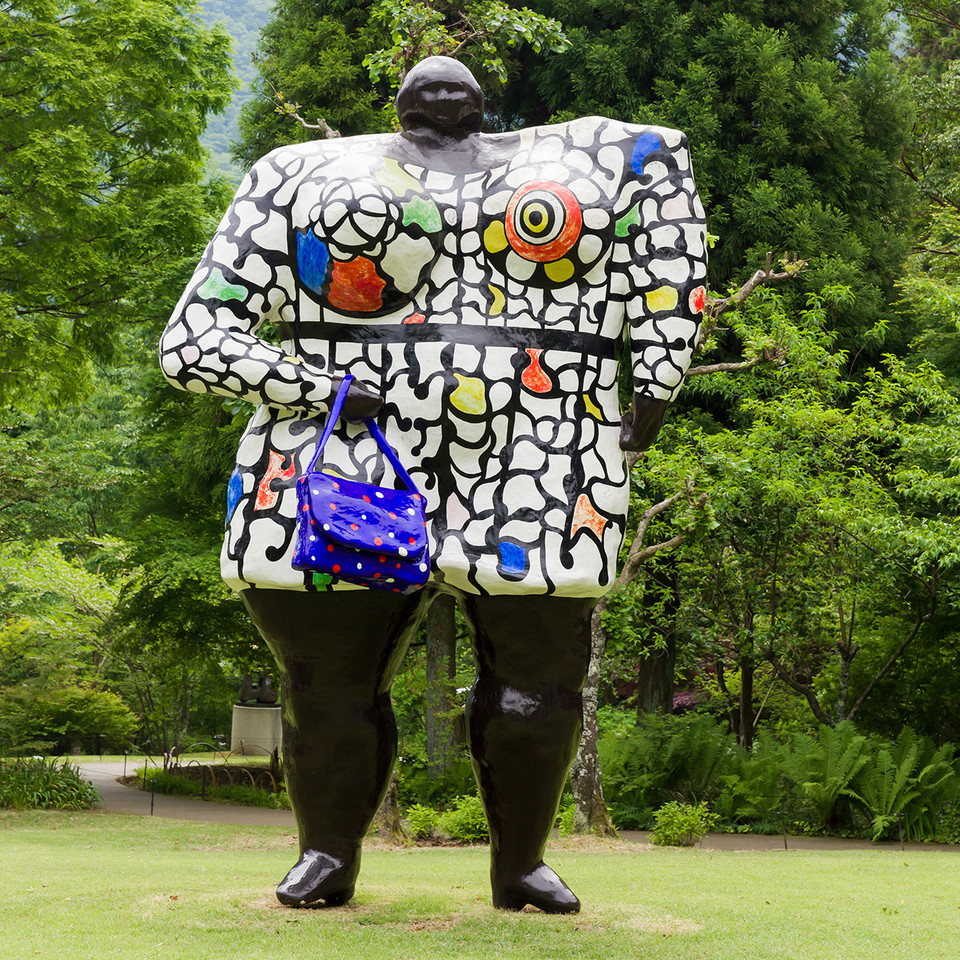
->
705 252 807 320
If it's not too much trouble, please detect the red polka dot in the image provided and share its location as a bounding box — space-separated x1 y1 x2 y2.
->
329 503 337 511
363 495 371 503
351 523 359 531
379 555 386 563
332 564 341 573
374 537 383 546
409 537 416 545
327 544 334 552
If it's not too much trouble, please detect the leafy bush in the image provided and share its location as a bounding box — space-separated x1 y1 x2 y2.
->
0 758 100 810
437 795 489 843
714 729 788 827
781 722 869 832
846 728 958 841
556 801 575 837
135 767 290 808
0 684 139 756
406 802 440 839
600 712 737 827
396 756 477 808
936 799 960 843
650 801 719 847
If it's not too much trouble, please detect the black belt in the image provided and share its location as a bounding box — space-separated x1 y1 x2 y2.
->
281 320 622 360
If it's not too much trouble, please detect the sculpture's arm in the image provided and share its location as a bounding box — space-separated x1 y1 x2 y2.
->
619 132 707 452
159 157 380 420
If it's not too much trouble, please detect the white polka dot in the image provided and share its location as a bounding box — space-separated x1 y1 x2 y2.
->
399 547 408 557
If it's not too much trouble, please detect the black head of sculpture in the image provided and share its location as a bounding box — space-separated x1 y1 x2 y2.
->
396 56 484 135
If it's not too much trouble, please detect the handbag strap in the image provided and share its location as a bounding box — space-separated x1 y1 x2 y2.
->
306 375 421 495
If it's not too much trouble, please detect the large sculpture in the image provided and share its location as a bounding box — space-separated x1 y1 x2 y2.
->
160 56 706 913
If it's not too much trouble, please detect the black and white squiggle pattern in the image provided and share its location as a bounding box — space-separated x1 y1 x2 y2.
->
160 117 707 597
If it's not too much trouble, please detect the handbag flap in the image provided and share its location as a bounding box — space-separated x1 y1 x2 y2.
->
300 472 427 557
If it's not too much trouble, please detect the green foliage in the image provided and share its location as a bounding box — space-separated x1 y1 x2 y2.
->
650 801 719 847
782 723 870 831
599 713 737 827
436 794 489 843
846 728 958 841
135 767 290 808
405 802 441 839
0 758 100 810
0 0 235 407
364 0 568 87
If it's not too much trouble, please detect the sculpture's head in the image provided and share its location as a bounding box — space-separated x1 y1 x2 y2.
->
396 56 484 135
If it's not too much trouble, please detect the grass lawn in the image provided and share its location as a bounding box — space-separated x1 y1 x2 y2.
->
1 811 958 960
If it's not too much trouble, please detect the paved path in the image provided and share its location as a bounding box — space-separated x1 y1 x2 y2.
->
75 761 955 852
76 761 296 828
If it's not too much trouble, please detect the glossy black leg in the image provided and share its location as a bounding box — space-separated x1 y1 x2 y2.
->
241 588 418 907
464 595 594 914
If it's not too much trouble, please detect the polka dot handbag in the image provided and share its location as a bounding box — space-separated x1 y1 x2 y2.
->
292 375 429 593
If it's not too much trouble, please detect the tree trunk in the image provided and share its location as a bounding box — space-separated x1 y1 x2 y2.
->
425 593 457 774
371 770 412 845
739 657 755 749
635 563 679 715
570 599 618 836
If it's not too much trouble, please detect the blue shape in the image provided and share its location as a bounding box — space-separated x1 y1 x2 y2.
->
297 231 329 293
498 541 527 576
226 468 243 517
630 132 663 175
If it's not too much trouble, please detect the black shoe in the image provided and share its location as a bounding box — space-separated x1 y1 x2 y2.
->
492 862 581 914
276 849 358 907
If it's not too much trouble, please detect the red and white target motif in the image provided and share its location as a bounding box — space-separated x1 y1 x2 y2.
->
505 181 583 262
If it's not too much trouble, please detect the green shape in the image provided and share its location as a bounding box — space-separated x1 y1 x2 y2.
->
312 571 333 590
198 267 248 302
615 202 642 238
402 195 443 233
376 157 423 196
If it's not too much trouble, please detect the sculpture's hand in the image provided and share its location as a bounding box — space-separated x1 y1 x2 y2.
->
619 393 668 452
333 376 383 422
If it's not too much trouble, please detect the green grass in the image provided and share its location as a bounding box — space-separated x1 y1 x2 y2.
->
1 811 959 959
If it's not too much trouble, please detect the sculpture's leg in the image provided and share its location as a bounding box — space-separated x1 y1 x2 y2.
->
464 595 594 914
241 588 418 907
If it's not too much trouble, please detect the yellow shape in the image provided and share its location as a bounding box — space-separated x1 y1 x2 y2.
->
489 284 506 316
450 373 486 415
583 393 602 420
484 220 509 253
522 203 549 233
282 355 302 365
646 286 679 312
376 158 423 196
544 258 575 283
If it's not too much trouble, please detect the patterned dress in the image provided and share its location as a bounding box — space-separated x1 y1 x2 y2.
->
160 116 707 597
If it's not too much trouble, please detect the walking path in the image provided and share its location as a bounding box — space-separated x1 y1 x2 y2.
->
75 761 955 852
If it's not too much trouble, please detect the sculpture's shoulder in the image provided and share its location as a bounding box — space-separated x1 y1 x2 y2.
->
518 116 687 149
244 133 400 190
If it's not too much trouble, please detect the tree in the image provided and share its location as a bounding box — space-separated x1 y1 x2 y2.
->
0 0 234 406
236 0 567 164
506 0 915 357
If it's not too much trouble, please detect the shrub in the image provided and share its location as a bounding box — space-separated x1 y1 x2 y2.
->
406 802 440 839
936 799 960 844
650 801 718 847
437 794 489 843
556 801 575 837
0 758 100 810
600 713 738 828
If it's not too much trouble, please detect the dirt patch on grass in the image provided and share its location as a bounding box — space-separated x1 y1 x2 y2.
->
615 913 705 936
547 835 653 854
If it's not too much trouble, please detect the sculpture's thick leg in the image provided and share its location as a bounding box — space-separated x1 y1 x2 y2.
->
241 588 418 907
464 595 594 914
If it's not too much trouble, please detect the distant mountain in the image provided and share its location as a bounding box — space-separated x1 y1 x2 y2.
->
198 0 273 180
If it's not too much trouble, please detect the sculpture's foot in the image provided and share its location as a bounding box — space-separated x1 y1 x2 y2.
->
276 849 358 907
492 862 581 914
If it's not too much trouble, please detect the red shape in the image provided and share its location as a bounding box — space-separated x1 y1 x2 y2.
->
256 450 298 511
521 348 553 393
328 257 385 312
332 564 341 573
690 285 707 313
327 544 334 553
374 537 383 546
403 313 426 324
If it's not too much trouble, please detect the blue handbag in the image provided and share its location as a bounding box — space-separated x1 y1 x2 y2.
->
292 376 430 593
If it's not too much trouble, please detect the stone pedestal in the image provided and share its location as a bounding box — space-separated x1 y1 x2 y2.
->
230 704 282 756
